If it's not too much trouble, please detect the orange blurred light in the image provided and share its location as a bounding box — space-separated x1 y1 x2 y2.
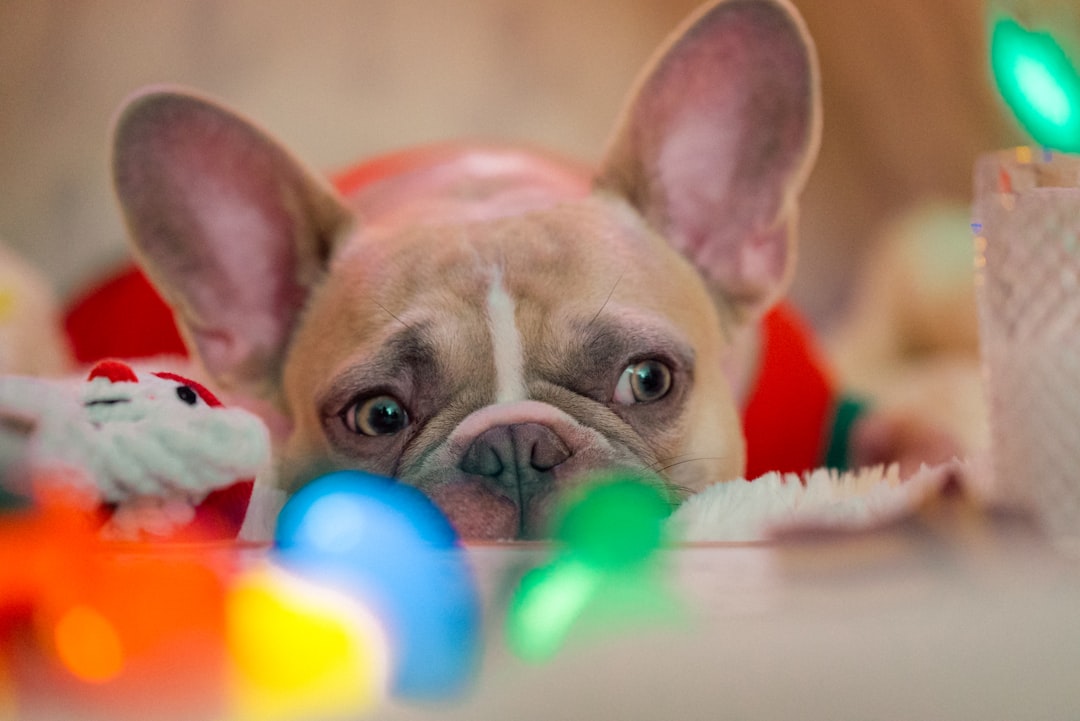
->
53 605 125 683
92 550 226 656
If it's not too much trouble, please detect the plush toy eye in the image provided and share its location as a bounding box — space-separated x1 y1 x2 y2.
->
176 385 199 405
344 395 410 436
614 360 673 404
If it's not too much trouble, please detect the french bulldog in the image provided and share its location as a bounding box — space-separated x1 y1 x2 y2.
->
110 0 820 539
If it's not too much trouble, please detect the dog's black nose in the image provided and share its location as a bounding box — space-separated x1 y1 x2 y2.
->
459 422 572 486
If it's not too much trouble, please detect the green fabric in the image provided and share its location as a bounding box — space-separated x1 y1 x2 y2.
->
824 395 871 471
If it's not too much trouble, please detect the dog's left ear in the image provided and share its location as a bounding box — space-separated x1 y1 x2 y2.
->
111 87 352 408
597 0 821 323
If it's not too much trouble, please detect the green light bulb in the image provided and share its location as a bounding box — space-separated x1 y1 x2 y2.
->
505 475 679 662
991 17 1080 152
552 474 673 571
506 560 602 662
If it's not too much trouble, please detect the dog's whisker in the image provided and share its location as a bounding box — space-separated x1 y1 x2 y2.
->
647 453 698 471
370 298 412 331
586 272 624 328
648 455 728 475
666 483 696 504
642 455 731 505
653 456 728 496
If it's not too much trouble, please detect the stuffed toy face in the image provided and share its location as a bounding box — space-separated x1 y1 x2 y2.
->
83 361 229 437
0 359 270 539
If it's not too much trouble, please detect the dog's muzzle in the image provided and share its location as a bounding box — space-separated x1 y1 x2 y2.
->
459 422 573 508
419 400 626 540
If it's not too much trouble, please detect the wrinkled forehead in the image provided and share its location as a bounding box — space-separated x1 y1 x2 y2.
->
333 196 667 318
287 195 720 426
287 197 686 408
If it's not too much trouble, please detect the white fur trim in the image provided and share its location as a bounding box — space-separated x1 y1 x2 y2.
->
668 463 959 542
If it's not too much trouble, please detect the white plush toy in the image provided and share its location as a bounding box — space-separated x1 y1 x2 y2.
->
0 359 270 540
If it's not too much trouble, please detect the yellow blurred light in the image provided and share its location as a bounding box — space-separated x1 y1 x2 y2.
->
54 605 125 683
226 566 388 721
0 289 16 323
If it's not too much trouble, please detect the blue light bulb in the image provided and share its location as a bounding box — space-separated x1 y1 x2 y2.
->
272 470 480 700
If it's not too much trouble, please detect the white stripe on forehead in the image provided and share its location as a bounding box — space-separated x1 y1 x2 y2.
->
486 268 527 403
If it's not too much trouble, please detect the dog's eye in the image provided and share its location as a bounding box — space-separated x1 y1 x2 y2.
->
343 394 410 436
614 360 672 404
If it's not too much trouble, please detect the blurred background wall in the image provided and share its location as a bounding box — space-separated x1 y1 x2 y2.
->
0 0 1031 328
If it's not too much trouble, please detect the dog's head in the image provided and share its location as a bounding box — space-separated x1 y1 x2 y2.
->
111 0 819 538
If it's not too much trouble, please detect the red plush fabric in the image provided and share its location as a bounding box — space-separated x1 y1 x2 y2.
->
187 480 255 540
741 302 836 479
64 265 188 364
332 145 461 198
152 371 223 407
87 358 139 383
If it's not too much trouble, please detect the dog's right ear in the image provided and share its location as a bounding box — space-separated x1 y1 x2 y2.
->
112 88 352 406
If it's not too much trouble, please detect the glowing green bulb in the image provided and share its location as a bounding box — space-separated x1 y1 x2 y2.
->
506 475 678 662
991 17 1080 152
1013 55 1073 127
506 561 602 662
553 475 673 571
